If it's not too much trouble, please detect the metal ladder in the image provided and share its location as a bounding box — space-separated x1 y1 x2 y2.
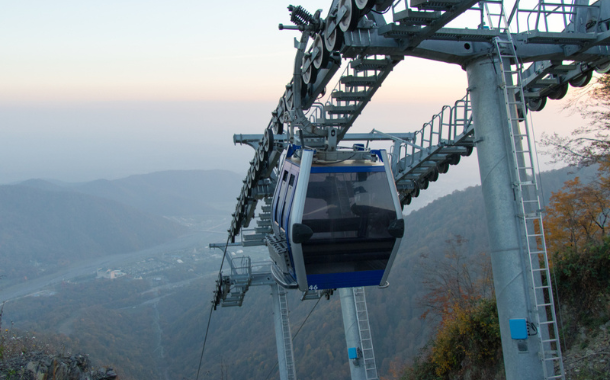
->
277 285 297 380
493 11 565 380
352 287 378 380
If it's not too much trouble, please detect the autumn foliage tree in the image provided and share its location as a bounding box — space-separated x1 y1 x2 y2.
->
417 235 494 322
543 161 610 334
399 236 501 379
545 161 610 256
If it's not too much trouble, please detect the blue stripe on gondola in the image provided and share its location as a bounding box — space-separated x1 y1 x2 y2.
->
310 166 385 173
306 270 384 290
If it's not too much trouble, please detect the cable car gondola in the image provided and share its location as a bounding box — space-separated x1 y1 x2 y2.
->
267 147 404 291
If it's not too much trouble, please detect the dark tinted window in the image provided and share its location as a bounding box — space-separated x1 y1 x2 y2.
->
281 173 297 229
274 170 289 223
300 170 398 274
302 171 397 239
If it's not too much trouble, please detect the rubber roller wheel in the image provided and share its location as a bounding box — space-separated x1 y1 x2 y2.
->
276 98 286 121
285 91 293 110
273 100 285 135
438 161 449 174
355 0 374 11
595 62 610 74
569 70 593 88
262 129 271 153
448 154 460 166
277 96 286 112
261 132 269 152
312 33 330 69
302 54 318 84
256 152 263 169
265 128 274 152
526 96 547 112
411 186 420 198
338 0 360 32
273 119 283 135
324 16 344 52
547 83 568 100
418 177 429 190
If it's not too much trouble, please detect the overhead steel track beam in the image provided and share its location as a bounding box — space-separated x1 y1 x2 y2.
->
233 131 416 150
398 0 482 50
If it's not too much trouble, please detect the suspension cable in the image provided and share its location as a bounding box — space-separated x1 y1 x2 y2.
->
195 235 232 380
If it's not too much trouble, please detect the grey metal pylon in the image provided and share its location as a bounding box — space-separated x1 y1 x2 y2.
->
493 11 565 379
340 287 367 380
466 54 547 380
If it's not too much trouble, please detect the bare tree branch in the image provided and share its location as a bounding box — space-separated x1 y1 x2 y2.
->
540 74 610 166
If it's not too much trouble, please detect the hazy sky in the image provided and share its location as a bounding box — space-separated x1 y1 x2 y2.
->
0 0 584 195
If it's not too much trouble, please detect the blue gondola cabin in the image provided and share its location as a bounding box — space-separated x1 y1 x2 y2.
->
268 148 404 291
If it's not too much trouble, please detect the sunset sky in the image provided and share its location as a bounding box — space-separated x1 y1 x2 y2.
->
0 0 584 202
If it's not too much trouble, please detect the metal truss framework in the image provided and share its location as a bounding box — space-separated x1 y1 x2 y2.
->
211 1 610 379
228 0 610 242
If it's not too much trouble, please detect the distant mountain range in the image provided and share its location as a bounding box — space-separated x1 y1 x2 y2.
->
0 169 243 282
19 169 243 217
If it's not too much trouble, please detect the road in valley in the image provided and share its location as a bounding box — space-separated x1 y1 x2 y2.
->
0 230 223 302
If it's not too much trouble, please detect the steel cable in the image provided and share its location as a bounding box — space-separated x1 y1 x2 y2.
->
195 236 232 380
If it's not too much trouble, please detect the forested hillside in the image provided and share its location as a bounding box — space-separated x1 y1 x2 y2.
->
150 164 598 379
399 160 610 380
0 165 598 380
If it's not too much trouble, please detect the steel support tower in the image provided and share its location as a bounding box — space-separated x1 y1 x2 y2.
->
467 56 546 378
209 1 610 379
